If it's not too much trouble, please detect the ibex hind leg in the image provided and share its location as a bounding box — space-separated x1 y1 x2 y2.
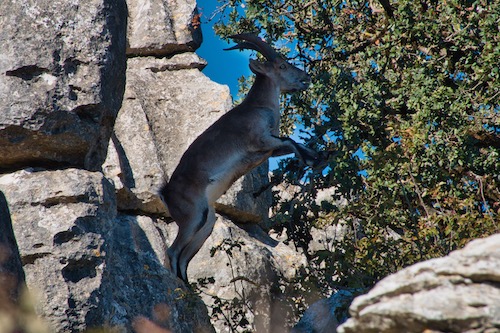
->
177 207 217 282
167 204 209 282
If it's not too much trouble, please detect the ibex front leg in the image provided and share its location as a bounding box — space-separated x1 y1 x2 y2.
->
268 135 320 167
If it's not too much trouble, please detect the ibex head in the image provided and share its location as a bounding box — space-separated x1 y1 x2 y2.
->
225 33 311 93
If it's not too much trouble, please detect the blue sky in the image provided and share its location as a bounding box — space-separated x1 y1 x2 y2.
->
196 0 251 97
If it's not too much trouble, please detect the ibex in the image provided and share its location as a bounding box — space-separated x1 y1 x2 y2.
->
161 33 319 282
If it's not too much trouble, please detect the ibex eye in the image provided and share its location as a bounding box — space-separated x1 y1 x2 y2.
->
280 64 287 69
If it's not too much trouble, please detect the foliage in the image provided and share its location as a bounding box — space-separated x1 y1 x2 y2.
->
209 0 500 295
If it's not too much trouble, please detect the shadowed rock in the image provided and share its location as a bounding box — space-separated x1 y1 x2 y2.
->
0 0 127 171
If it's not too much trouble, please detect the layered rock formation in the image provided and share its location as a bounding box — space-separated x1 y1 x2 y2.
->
0 0 127 172
0 0 297 332
2 1 498 333
289 234 500 333
337 234 500 333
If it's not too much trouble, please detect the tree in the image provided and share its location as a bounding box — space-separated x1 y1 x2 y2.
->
211 0 499 293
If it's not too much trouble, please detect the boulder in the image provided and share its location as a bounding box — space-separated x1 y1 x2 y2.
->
0 0 127 172
127 0 202 56
0 169 214 332
290 289 361 333
290 298 338 333
0 168 117 331
338 234 500 333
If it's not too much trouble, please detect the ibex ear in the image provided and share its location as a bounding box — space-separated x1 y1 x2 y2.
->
249 59 268 76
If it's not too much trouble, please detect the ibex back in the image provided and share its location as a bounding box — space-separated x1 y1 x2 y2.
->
161 33 319 282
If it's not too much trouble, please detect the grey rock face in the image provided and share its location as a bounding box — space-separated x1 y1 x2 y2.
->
102 53 212 216
127 0 202 56
0 0 127 171
0 169 214 332
102 94 167 215
0 169 117 332
338 234 500 333
290 298 338 333
123 56 231 177
0 1 289 332
104 54 270 222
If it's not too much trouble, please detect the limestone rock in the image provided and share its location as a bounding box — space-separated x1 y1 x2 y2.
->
0 0 127 171
102 100 166 215
290 298 338 333
291 289 360 333
102 53 209 215
105 55 270 221
0 189 51 333
0 0 278 332
338 234 500 333
0 168 116 331
127 0 202 56
0 169 214 332
124 56 231 176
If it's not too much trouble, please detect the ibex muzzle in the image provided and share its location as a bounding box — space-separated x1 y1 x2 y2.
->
162 33 319 282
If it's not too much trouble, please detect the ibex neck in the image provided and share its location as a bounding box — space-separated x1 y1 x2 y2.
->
243 75 280 110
